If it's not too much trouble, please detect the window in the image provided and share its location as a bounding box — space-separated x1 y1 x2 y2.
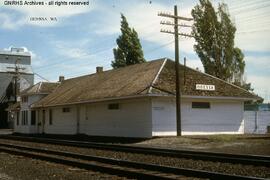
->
62 107 70 113
16 112 19 125
22 96 28 103
192 102 210 109
108 103 119 110
25 111 28 125
49 109 53 125
21 111 28 125
31 110 36 125
42 110 45 125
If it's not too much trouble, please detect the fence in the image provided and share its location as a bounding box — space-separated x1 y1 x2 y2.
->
244 111 270 134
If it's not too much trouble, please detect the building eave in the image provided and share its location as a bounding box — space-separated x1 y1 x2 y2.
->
32 93 259 109
181 95 259 101
32 94 167 109
20 92 50 97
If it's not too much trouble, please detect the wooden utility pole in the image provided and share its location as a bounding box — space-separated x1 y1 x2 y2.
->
158 5 193 136
7 60 25 102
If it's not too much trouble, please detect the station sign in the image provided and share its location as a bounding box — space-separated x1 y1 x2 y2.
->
195 84 215 91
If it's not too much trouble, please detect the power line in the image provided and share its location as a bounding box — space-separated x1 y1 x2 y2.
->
48 40 176 78
31 16 185 74
237 28 270 34
231 3 270 15
229 0 268 11
33 21 160 71
145 40 175 54
34 72 50 82
34 46 113 71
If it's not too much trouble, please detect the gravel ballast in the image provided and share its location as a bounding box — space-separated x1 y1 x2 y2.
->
0 139 269 179
0 152 124 180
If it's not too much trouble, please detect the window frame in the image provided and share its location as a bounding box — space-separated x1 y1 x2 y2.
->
21 111 28 125
21 96 28 103
108 103 119 110
16 112 19 125
31 110 36 125
192 102 211 109
49 109 53 125
62 107 70 113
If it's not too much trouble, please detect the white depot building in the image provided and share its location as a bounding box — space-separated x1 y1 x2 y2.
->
11 58 259 137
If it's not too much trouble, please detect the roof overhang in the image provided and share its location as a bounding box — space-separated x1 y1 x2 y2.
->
31 94 171 109
20 92 49 96
31 93 258 109
181 95 260 101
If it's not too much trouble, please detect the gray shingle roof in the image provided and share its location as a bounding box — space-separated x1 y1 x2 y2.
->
20 82 60 96
33 58 259 108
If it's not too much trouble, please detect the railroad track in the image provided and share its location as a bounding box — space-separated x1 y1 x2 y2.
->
0 142 265 180
0 135 269 167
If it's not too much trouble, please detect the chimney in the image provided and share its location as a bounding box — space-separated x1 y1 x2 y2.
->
96 66 103 73
59 76 65 82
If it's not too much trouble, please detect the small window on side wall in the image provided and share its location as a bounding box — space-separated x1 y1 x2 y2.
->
31 110 36 125
16 112 19 125
22 96 28 103
192 102 210 109
62 107 70 113
108 103 119 110
49 109 53 125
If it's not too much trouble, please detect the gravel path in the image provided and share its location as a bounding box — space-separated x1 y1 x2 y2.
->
134 135 270 155
0 139 269 178
0 152 125 180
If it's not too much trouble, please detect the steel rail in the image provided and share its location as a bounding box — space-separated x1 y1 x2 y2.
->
0 145 172 180
0 135 269 167
0 142 265 180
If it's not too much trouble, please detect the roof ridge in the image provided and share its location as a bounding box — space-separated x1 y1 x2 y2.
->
148 58 167 93
63 58 166 82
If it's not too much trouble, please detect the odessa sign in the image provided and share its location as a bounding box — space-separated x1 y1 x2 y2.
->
196 84 215 91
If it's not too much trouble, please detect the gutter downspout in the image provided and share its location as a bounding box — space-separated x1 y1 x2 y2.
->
76 106 80 134
254 111 258 133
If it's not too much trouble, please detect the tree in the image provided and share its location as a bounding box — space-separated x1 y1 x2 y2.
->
112 14 145 69
191 0 245 82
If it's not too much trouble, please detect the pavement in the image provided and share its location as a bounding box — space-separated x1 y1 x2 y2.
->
0 172 13 180
0 129 13 135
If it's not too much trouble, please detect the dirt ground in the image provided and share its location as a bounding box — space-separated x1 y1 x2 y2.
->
134 134 270 155
0 152 122 180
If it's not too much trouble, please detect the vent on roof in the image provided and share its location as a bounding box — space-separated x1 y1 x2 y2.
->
59 76 65 82
11 47 24 53
96 66 103 73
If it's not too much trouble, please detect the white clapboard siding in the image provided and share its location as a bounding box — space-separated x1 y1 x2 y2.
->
244 111 256 133
44 106 77 134
14 94 44 134
244 111 270 134
152 97 244 136
152 98 176 136
80 98 152 138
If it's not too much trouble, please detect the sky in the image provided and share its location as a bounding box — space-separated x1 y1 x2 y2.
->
0 0 269 102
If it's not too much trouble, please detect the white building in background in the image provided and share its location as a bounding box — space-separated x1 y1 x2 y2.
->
12 58 260 137
0 48 34 128
11 81 60 134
